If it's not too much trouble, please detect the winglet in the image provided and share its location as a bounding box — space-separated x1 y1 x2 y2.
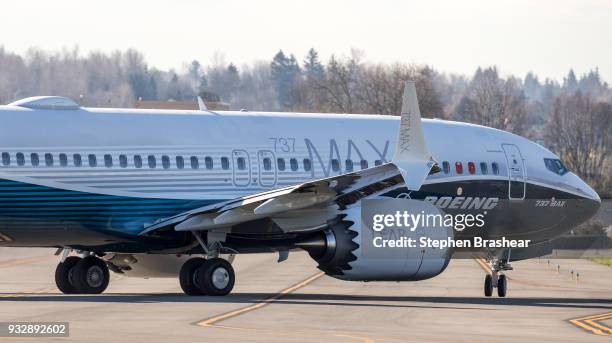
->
197 96 208 111
391 81 434 191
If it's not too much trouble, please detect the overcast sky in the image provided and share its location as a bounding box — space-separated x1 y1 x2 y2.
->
2 0 611 82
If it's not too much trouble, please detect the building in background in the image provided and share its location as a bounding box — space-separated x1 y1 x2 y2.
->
135 91 229 110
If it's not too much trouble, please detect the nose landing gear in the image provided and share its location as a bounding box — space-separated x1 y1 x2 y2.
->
483 256 512 298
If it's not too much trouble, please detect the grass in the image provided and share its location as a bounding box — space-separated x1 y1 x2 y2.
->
589 257 612 267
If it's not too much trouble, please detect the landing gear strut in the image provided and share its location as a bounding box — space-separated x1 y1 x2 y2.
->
55 254 110 294
180 231 236 296
483 254 512 298
179 257 235 296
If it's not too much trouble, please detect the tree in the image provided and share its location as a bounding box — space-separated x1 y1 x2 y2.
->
546 92 611 195
451 67 527 134
270 50 302 110
303 48 324 80
188 60 201 94
564 69 578 92
207 63 240 104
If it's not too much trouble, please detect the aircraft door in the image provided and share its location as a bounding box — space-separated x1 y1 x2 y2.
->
502 144 526 200
257 150 277 187
232 149 251 187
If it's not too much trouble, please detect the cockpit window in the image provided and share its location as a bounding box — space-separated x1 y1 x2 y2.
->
544 158 568 175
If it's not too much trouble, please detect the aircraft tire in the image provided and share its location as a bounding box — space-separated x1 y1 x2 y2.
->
55 256 82 294
484 274 493 297
179 257 207 296
197 258 235 296
497 274 507 297
72 256 110 294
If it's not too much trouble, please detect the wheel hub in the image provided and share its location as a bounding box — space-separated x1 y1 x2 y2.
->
86 265 104 288
211 267 230 289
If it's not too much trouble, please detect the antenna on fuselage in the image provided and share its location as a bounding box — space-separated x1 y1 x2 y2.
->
197 96 208 111
196 96 220 116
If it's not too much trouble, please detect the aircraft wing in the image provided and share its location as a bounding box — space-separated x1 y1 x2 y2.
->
139 162 404 235
139 81 435 236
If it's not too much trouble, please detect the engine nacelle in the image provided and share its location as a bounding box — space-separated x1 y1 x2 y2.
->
309 199 453 281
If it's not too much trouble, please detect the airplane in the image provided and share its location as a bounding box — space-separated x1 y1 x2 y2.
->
0 82 600 298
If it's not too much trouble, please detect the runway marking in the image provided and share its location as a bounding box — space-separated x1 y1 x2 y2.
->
0 286 57 298
569 312 612 336
196 271 377 342
197 272 325 326
474 257 492 273
0 255 55 269
474 258 612 336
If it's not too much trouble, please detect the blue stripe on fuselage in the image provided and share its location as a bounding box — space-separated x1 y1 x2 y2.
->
0 179 221 234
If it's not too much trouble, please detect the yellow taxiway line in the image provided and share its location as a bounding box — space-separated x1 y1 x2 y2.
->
0 255 55 269
196 271 376 342
569 312 612 336
197 271 325 326
474 257 612 336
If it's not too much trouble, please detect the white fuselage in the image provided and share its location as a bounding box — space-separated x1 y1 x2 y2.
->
0 105 597 202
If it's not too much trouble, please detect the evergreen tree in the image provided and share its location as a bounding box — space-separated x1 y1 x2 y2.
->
270 50 301 109
303 48 324 80
564 69 578 92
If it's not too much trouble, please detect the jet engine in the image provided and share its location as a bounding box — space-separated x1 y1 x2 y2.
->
301 199 453 281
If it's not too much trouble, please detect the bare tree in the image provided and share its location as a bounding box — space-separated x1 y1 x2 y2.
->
452 67 527 135
546 92 611 194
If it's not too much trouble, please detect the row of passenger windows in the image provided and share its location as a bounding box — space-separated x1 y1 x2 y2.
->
441 161 500 175
0 152 382 172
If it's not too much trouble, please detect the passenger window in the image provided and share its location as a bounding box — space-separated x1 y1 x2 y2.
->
162 155 170 169
360 160 368 169
88 154 97 167
375 160 383 166
59 153 68 167
345 159 354 172
455 162 463 174
16 153 25 166
134 155 143 168
468 162 476 174
277 158 285 171
480 162 488 174
303 158 312 172
176 156 184 169
45 153 53 167
221 157 229 170
205 157 213 170
31 153 39 167
236 157 246 170
331 159 340 172
73 154 82 167
104 154 113 168
290 158 298 171
119 155 128 168
1 152 9 166
442 161 450 174
190 156 199 169
492 162 499 175
263 158 272 171
148 155 156 168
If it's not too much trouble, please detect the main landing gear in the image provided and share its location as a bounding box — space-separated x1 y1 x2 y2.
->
483 256 512 298
179 257 235 296
55 254 110 294
180 231 236 296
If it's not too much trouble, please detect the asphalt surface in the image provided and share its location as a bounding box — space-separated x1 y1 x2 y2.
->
0 248 610 342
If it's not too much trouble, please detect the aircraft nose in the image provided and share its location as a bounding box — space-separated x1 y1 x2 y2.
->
568 173 601 221
567 172 600 202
